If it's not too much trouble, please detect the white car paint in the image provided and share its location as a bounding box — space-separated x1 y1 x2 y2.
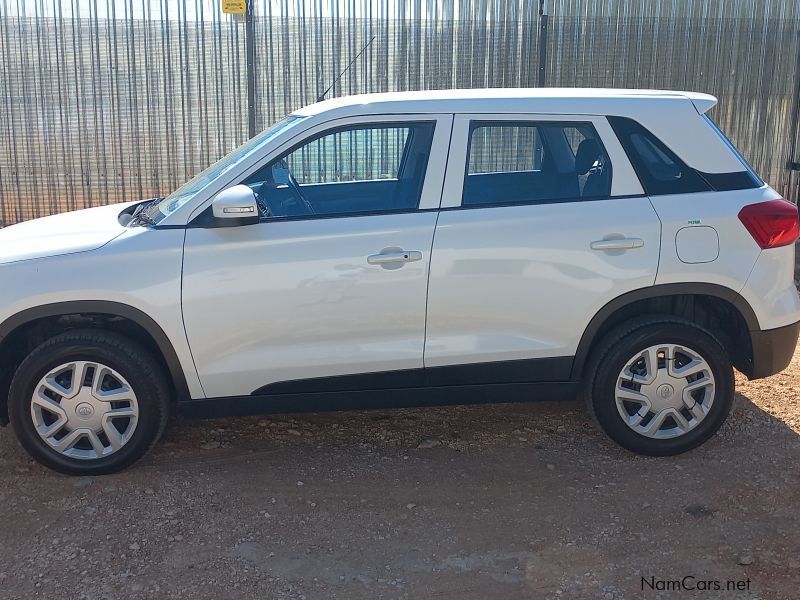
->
424 198 661 367
0 202 134 265
182 212 439 397
0 226 205 399
650 186 784 292
0 89 797 405
740 243 800 330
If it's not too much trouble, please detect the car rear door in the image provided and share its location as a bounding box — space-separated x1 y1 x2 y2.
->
423 113 660 380
181 114 452 398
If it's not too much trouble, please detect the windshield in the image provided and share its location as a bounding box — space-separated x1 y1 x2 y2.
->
149 115 304 222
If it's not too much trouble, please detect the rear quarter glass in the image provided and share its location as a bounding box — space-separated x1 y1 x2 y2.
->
702 115 765 187
608 115 763 195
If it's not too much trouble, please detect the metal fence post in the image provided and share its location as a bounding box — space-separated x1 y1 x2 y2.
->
537 0 548 87
245 0 256 138
787 28 800 203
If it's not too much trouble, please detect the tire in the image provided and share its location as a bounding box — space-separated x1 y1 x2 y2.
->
585 317 734 456
8 329 171 475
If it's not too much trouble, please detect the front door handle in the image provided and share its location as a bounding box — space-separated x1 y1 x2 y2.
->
367 250 423 265
590 237 644 251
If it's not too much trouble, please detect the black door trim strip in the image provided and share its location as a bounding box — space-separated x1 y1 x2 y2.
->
252 356 573 396
179 381 580 420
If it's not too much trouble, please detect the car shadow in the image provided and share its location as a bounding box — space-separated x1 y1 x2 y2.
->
150 379 798 471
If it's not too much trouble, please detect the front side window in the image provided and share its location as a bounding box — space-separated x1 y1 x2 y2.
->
462 122 611 206
243 122 435 219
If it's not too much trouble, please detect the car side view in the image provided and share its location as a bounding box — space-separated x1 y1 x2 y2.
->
0 88 798 475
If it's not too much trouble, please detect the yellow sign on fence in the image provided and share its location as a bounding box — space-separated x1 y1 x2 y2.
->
222 0 247 14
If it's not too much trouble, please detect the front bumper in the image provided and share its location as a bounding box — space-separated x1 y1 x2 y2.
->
749 319 800 379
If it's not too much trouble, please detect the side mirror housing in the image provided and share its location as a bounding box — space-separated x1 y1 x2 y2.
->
209 185 259 227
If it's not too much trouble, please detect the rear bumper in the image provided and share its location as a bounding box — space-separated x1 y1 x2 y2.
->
749 319 800 379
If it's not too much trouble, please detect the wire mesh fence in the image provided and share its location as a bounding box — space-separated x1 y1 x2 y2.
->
0 0 798 226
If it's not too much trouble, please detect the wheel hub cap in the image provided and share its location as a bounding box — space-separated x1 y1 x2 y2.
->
75 403 95 418
30 361 139 460
615 344 715 439
655 383 675 402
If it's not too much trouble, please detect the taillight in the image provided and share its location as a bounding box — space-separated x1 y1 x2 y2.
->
737 199 799 249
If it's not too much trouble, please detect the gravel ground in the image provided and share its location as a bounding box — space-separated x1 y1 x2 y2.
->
1 347 799 600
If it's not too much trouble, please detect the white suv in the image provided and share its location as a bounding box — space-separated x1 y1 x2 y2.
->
1 89 798 474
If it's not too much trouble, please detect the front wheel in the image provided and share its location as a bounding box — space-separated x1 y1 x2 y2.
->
586 318 734 456
8 330 171 475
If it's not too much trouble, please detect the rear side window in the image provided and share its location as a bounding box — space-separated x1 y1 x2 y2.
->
463 122 611 206
608 116 711 196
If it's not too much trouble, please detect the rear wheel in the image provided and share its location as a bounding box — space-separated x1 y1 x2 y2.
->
8 330 170 475
586 318 734 455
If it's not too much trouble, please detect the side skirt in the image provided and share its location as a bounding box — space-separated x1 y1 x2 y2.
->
177 381 580 420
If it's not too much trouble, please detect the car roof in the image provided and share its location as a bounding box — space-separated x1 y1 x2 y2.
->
293 88 718 117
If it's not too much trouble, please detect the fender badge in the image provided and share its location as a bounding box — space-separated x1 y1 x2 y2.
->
687 219 702 225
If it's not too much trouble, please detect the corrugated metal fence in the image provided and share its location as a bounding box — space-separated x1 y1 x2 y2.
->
0 0 799 226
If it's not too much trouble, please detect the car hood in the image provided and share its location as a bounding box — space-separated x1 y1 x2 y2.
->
0 202 137 265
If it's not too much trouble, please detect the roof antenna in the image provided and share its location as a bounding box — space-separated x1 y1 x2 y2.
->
317 35 376 102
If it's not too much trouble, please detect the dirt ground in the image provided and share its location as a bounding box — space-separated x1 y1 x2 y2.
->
1 347 799 600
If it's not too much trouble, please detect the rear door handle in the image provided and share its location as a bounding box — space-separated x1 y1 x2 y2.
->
590 237 644 251
367 250 423 265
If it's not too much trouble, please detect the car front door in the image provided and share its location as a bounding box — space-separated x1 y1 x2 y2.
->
181 114 452 398
424 114 660 380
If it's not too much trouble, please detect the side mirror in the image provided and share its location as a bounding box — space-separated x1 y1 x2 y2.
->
210 185 259 227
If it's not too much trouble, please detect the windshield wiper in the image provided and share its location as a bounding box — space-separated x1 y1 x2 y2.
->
131 210 157 226
129 198 163 227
